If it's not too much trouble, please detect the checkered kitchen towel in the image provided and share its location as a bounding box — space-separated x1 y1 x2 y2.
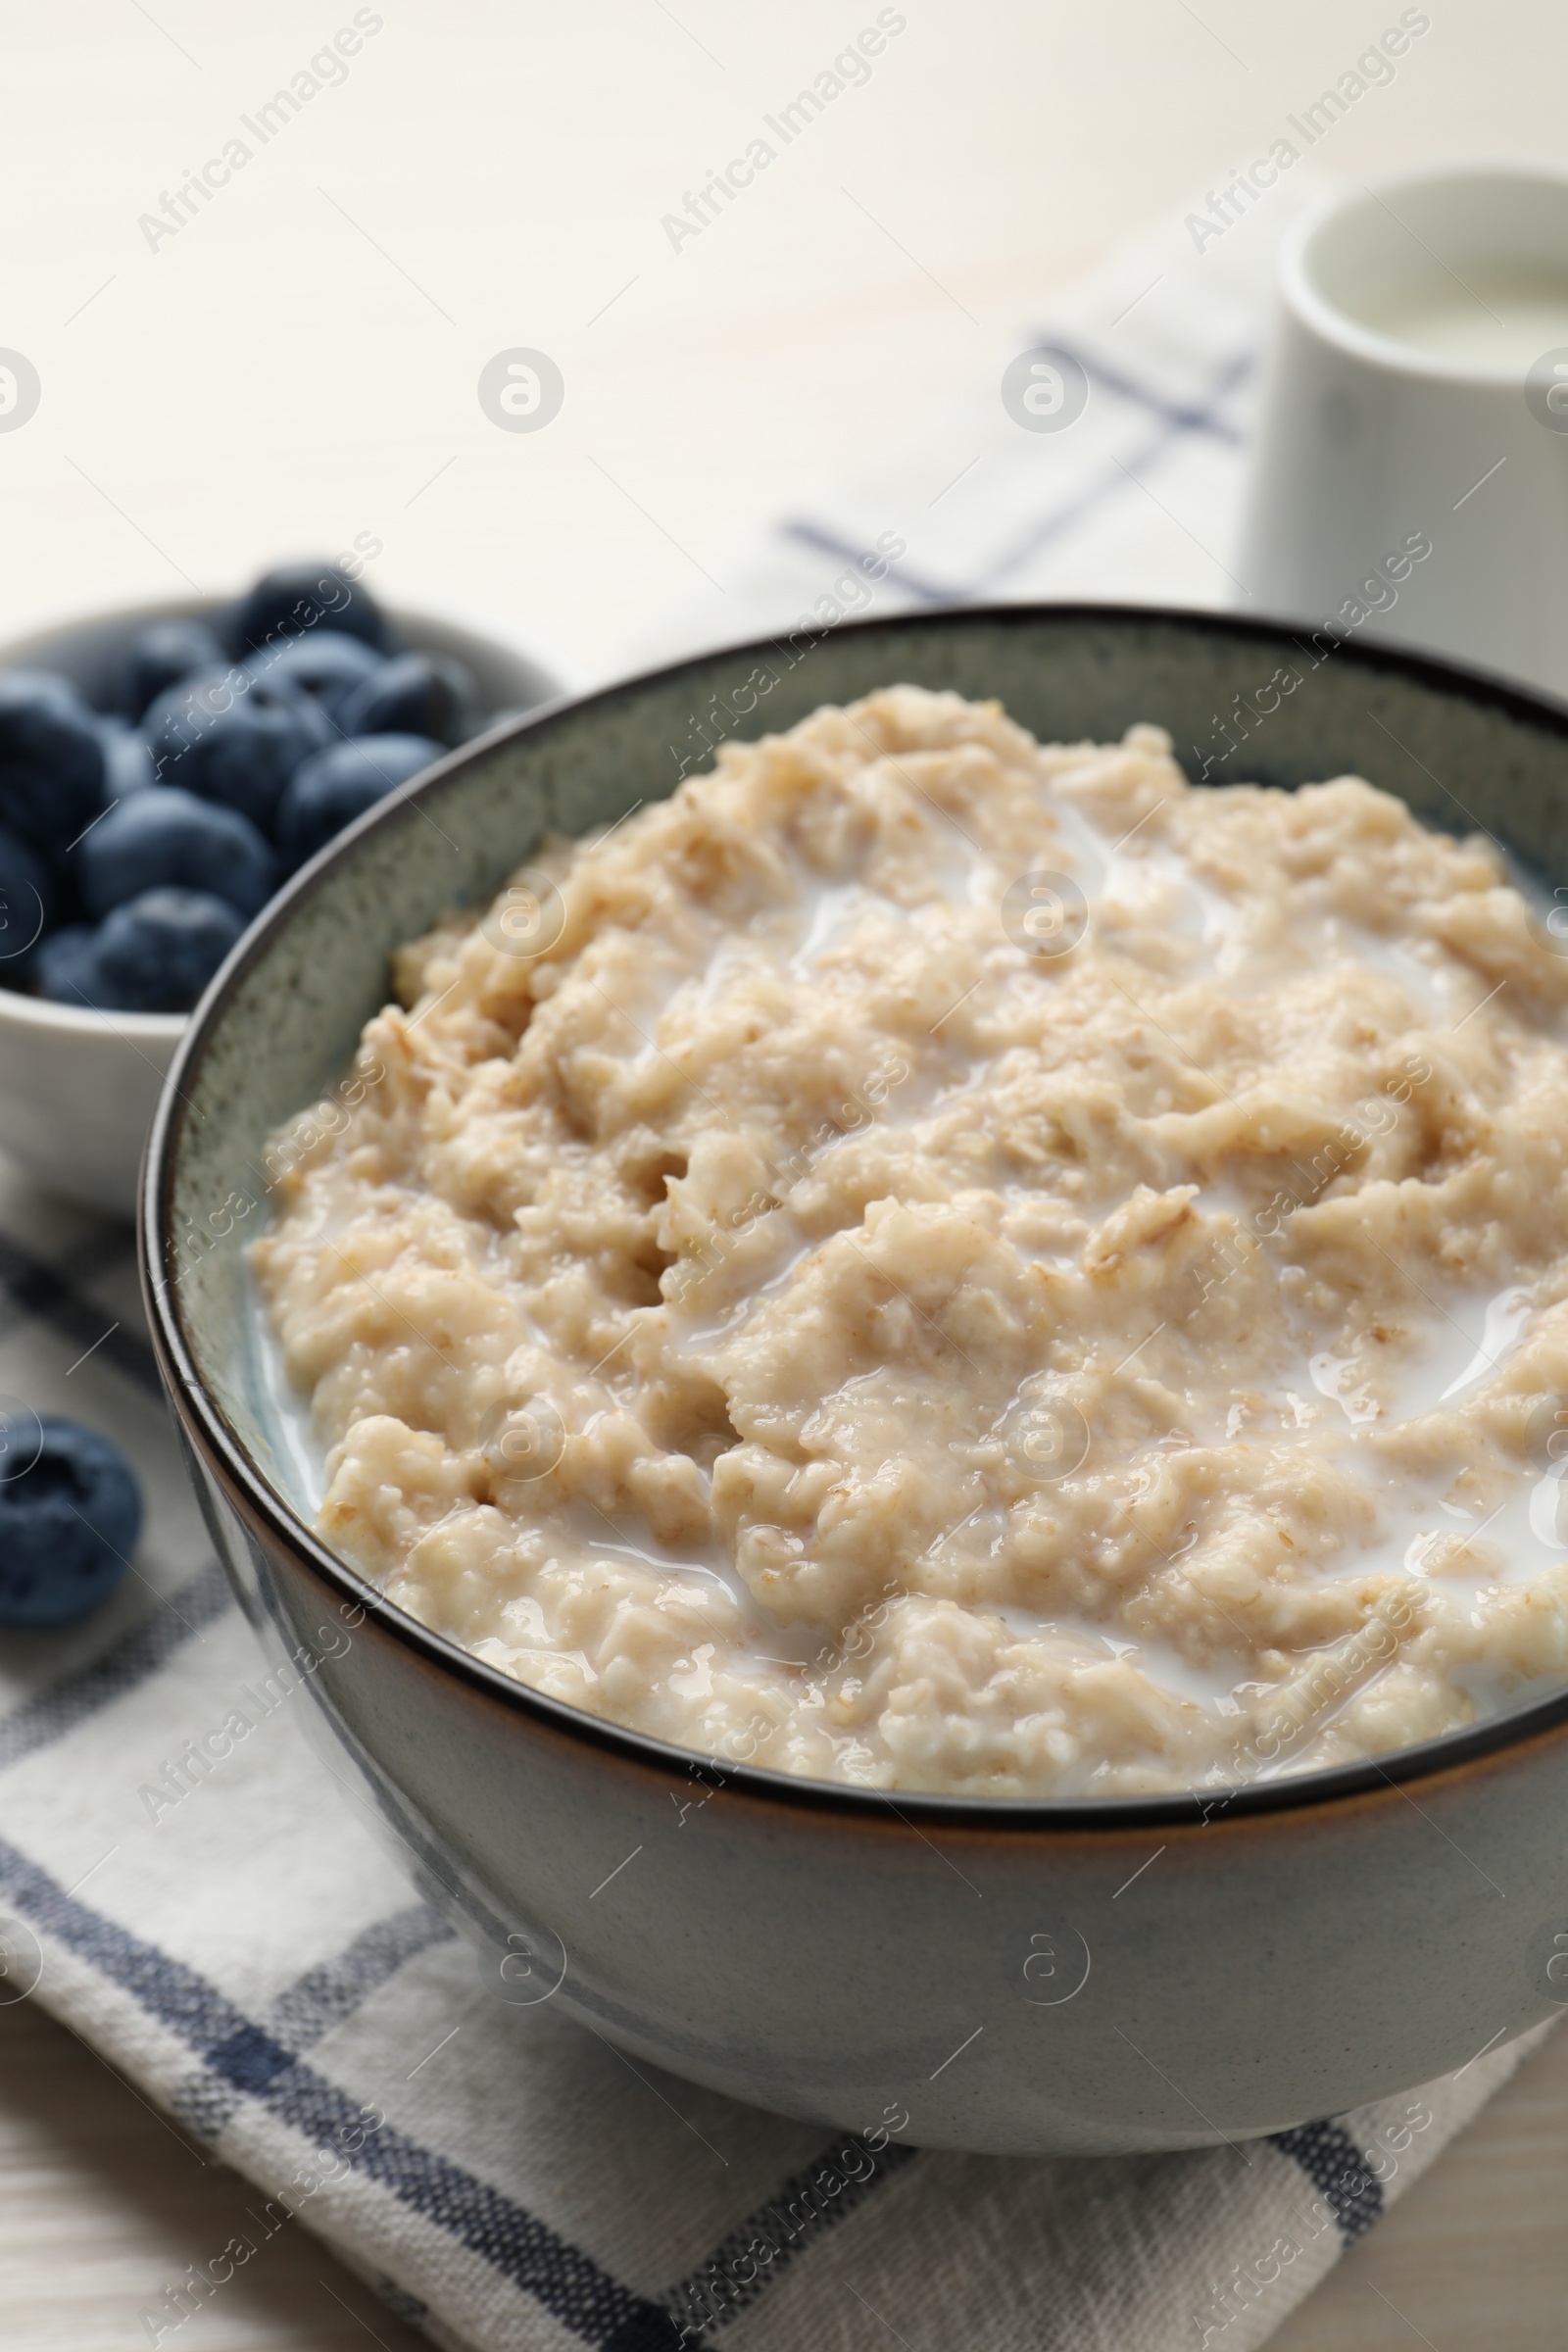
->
0 182 1552 2352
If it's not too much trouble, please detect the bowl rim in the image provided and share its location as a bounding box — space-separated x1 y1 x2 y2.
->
142 595 1568 1834
1278 156 1568 387
0 591 564 1044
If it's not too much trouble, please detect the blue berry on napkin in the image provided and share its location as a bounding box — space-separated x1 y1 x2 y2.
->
0 1414 142 1629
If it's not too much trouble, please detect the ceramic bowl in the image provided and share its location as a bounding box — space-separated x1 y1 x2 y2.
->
0 596 562 1218
142 603 1568 2156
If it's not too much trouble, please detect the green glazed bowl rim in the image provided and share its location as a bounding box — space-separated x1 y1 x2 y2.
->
140 599 1568 1833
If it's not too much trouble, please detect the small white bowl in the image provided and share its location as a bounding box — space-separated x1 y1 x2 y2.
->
0 596 563 1216
1237 162 1568 700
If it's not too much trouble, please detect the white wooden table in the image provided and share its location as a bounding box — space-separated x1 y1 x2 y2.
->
4 2 1568 2342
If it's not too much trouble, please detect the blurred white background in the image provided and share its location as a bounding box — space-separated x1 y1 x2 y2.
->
6 0 1567 688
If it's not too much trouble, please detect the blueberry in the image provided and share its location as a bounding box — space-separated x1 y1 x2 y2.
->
0 1413 142 1628
0 826 53 979
276 735 440 868
87 888 244 1013
122 616 227 717
231 561 393 658
95 887 246 1011
0 827 52 983
145 663 283 768
338 651 481 748
184 699 330 837
145 667 330 834
98 720 156 801
0 670 107 853
247 630 381 721
80 788 276 922
35 924 101 1009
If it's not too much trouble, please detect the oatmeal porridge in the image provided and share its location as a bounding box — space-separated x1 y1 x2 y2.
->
251 687 1568 1796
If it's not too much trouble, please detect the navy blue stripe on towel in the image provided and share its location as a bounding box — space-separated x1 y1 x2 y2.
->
0 1561 232 1776
1019 338 1250 444
1268 2117 1385 2239
0 1229 163 1395
0 1823 1395 2340
657 2134 920 2342
782 342 1254 608
0 1835 682 2348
